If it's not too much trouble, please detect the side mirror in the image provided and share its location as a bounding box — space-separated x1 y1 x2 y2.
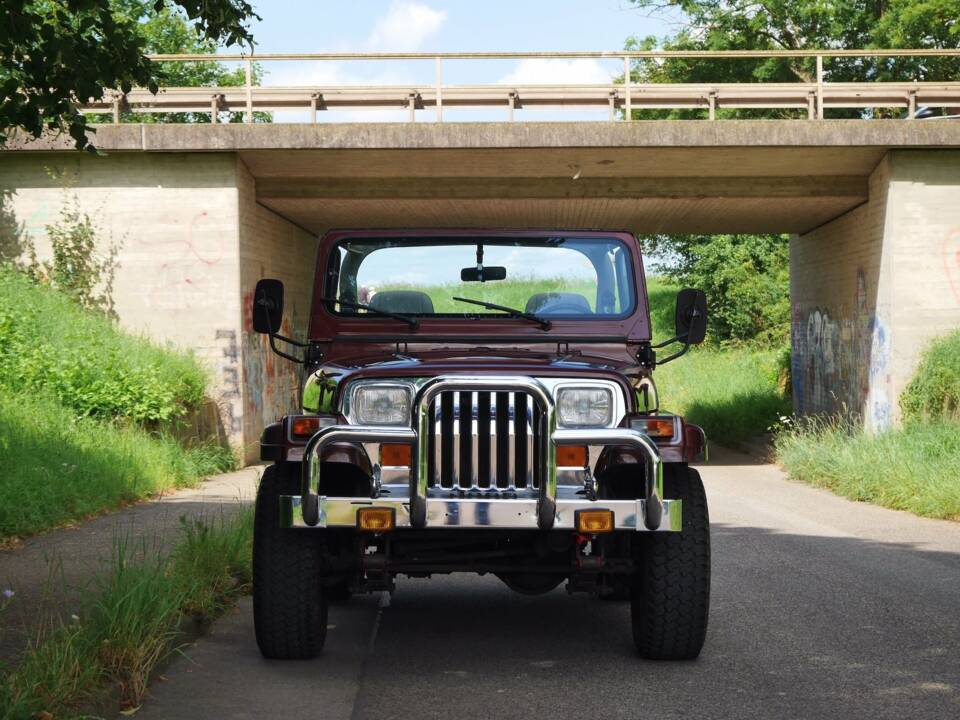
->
253 278 284 335
674 288 708 345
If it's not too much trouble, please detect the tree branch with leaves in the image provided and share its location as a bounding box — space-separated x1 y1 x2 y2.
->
0 0 259 151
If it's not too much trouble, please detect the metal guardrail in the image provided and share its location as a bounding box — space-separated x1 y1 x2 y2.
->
81 49 960 123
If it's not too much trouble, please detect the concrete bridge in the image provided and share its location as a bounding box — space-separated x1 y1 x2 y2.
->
3 118 959 460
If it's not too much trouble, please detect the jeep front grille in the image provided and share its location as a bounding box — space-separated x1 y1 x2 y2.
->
427 391 545 491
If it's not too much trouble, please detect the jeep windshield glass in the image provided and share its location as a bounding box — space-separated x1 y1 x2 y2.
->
326 236 636 321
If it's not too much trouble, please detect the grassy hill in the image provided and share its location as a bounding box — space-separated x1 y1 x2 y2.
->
0 268 233 539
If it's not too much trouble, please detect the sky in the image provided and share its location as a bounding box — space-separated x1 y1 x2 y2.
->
229 0 683 122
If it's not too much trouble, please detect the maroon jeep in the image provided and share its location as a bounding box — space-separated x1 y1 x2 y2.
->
251 229 710 660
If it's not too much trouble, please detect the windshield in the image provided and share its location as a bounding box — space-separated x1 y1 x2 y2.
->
326 236 636 321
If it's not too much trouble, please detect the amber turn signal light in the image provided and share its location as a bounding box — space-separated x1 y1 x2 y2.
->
575 509 614 534
357 507 395 532
380 443 412 466
556 445 588 467
291 416 321 439
632 417 676 439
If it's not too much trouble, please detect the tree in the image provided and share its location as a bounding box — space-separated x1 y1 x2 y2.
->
1 0 259 151
643 233 790 346
625 0 960 119
99 0 267 124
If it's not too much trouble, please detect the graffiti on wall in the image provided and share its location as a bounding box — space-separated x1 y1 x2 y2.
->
215 328 243 436
240 288 304 445
792 269 891 430
140 211 232 311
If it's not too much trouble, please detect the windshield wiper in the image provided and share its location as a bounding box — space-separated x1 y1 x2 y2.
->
320 296 419 328
452 296 552 330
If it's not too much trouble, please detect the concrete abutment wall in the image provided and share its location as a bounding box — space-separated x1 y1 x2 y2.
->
791 150 960 430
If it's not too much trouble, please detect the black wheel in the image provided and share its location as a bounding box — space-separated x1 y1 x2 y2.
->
253 464 328 659
631 464 710 660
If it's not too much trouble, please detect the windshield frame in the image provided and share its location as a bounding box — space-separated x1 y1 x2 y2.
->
308 229 652 344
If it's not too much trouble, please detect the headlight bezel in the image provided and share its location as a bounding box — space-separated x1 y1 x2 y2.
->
346 381 414 427
555 385 615 428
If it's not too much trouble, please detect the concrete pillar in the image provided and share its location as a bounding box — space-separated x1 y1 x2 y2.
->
791 150 960 431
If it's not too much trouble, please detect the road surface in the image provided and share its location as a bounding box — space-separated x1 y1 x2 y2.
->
135 448 960 720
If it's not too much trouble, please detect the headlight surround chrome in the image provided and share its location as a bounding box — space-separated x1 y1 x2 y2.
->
556 386 613 428
350 383 412 426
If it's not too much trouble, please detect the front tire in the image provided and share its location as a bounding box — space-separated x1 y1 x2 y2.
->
631 464 710 660
253 464 328 659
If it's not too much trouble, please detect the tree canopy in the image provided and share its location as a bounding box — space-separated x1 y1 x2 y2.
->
626 0 960 118
1 0 259 151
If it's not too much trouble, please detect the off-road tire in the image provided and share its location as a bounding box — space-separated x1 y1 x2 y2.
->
253 464 328 659
631 464 710 660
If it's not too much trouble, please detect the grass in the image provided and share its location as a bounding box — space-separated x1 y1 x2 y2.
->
380 275 790 447
0 393 234 539
775 420 960 520
0 509 254 719
379 277 598 313
777 327 960 520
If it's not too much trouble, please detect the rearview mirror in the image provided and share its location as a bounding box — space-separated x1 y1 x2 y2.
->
674 288 707 344
253 278 284 335
460 266 507 282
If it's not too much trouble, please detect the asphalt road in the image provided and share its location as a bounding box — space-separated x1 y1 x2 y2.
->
135 449 960 720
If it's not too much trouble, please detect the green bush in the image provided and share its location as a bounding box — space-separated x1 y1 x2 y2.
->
0 392 235 538
900 329 960 422
641 233 790 346
0 267 206 423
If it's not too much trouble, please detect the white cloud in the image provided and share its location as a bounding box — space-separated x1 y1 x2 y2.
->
499 58 612 86
365 1 447 52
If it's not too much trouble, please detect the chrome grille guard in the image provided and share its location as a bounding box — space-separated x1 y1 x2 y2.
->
296 375 674 532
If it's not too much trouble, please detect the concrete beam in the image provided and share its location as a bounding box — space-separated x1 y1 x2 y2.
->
256 176 867 201
7 120 960 153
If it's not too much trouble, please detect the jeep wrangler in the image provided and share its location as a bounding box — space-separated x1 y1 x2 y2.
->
251 229 710 660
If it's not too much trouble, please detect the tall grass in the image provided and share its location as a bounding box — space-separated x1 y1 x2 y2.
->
775 420 960 520
0 393 234 539
0 509 253 719
777 327 960 519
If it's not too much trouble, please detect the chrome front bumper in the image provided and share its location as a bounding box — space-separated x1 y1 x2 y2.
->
287 375 680 532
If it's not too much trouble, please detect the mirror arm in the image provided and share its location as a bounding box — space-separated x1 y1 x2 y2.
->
272 332 309 348
651 332 689 349
269 334 305 364
657 341 691 366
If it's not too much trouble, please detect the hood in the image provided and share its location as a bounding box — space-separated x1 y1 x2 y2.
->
302 345 647 415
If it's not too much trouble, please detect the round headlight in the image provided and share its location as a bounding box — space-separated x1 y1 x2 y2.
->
353 385 411 426
556 387 613 427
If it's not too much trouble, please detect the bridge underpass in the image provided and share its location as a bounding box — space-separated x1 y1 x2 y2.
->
3 121 959 459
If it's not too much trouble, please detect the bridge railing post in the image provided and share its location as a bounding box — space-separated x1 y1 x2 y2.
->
816 54 824 120
623 56 632 121
245 58 253 124
435 57 443 122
